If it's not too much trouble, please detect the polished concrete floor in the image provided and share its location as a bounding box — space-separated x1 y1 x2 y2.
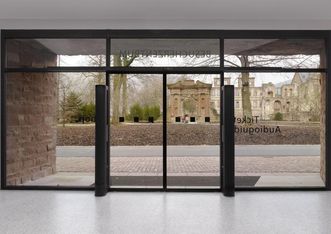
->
0 191 330 234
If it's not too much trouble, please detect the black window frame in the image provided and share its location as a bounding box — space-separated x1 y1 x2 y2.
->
1 29 330 192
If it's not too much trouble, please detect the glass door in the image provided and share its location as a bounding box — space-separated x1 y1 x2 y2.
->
166 74 221 189
109 73 163 188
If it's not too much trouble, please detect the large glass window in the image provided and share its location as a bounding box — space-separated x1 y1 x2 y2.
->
225 72 325 187
2 31 328 190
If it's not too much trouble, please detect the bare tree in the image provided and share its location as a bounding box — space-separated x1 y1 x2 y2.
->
58 73 74 127
81 55 106 104
112 54 137 124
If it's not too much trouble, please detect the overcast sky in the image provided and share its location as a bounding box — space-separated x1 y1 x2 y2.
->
59 55 318 88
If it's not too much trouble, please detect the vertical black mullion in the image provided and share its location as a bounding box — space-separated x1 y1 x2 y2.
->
106 73 110 188
326 33 331 190
106 34 111 188
220 38 224 190
163 73 167 189
220 38 224 71
1 32 7 189
106 33 111 68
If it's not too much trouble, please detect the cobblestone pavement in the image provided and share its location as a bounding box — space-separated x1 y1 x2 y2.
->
56 156 320 175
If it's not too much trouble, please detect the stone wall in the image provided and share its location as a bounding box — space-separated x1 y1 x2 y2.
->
320 73 326 183
320 52 326 183
5 40 58 185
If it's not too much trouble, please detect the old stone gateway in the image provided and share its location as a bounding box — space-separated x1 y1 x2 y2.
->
167 80 216 123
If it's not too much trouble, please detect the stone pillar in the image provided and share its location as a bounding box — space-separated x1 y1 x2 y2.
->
320 51 326 183
5 40 58 185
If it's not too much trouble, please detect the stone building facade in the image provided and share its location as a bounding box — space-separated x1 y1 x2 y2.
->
211 73 321 121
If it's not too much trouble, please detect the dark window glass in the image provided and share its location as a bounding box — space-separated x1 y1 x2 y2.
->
6 39 106 68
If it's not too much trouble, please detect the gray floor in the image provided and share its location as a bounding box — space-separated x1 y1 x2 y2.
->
1 191 331 234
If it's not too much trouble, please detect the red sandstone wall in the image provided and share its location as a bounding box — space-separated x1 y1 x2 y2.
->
5 40 58 185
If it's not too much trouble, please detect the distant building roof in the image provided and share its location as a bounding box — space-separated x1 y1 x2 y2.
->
167 80 212 89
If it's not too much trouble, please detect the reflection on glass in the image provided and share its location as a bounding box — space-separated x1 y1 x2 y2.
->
6 73 104 186
111 39 220 67
226 72 325 187
6 39 106 68
225 39 325 68
167 74 220 188
110 74 163 188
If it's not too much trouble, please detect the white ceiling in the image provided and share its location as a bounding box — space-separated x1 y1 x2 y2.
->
0 0 331 29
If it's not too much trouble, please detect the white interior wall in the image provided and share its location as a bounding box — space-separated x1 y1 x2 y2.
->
0 0 331 29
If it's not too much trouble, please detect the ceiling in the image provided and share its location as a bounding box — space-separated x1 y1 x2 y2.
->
0 0 330 29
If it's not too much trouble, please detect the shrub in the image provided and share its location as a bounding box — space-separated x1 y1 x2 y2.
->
274 112 283 121
128 103 144 121
128 104 161 122
65 91 83 123
146 105 161 120
79 103 95 121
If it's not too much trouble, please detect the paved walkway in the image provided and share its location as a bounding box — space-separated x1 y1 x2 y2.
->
56 145 320 157
55 145 320 175
56 155 320 174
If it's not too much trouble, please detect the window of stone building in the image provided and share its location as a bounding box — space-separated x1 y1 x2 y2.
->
286 102 290 112
276 88 281 96
268 91 273 97
274 100 282 112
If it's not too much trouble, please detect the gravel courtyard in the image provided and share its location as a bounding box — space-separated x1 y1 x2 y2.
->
57 122 320 146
